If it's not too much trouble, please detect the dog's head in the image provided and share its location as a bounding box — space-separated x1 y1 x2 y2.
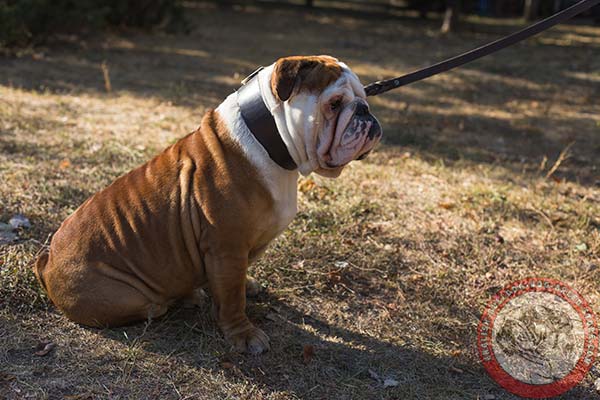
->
269 55 382 177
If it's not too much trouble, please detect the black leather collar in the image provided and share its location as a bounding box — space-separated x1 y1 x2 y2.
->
237 67 297 171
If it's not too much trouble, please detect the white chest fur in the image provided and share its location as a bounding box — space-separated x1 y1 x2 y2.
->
215 93 299 240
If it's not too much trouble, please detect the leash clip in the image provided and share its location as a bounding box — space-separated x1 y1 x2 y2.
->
241 66 264 86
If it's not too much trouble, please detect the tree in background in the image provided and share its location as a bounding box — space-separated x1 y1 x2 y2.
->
441 0 463 33
0 0 185 47
523 0 540 20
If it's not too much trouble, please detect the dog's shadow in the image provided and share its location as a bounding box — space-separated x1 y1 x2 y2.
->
90 289 499 399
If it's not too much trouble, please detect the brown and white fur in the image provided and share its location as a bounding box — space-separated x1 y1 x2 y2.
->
34 56 381 354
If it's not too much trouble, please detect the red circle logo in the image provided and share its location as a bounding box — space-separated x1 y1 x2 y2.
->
477 278 598 398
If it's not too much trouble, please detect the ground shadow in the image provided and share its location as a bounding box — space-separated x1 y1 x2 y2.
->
3 279 594 399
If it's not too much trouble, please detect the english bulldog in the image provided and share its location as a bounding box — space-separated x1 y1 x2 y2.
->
34 55 382 354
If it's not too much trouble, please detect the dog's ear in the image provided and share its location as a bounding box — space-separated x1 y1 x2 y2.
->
271 55 342 102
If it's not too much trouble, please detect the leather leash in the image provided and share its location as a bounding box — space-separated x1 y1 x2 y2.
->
364 0 600 96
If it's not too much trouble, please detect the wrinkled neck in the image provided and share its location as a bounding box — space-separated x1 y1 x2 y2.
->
257 66 318 176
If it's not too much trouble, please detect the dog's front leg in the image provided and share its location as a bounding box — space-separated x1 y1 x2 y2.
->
204 253 270 354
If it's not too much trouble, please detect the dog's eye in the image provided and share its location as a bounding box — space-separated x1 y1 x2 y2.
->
330 98 342 111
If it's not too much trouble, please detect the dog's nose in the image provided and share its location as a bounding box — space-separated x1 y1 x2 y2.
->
355 102 369 117
367 120 382 140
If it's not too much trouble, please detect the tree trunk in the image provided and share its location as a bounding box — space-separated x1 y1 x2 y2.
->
306 0 314 7
553 0 562 14
441 0 461 33
524 0 541 21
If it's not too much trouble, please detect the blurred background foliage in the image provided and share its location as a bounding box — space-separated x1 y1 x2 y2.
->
0 0 599 47
0 0 186 47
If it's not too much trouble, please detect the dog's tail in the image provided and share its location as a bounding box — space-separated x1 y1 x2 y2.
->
34 252 49 292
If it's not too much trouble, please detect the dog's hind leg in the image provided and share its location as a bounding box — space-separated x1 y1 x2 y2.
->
245 276 262 298
43 260 169 328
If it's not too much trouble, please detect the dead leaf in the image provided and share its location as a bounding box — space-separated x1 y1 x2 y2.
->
313 186 331 200
438 202 455 210
575 243 588 252
449 366 463 374
269 305 281 313
298 178 316 193
59 159 71 169
265 312 279 322
0 371 16 382
328 270 342 283
34 341 55 356
291 260 305 270
9 214 31 229
303 344 315 364
220 361 234 369
368 369 381 382
383 377 399 388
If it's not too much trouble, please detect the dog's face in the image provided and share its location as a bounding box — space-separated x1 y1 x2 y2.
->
271 56 382 177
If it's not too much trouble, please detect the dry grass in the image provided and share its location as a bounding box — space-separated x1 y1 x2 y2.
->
1 3 600 399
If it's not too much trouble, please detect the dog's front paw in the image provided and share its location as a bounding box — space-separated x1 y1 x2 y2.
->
227 325 270 355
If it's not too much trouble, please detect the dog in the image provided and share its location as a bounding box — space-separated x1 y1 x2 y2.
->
34 55 382 354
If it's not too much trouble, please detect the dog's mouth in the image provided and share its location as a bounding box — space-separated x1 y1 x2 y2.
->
356 150 371 161
319 111 382 170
